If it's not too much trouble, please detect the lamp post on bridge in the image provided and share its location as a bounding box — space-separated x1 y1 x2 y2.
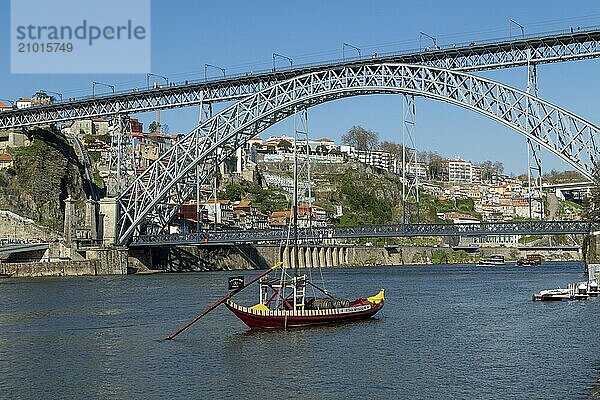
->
509 19 525 40
204 64 226 81
419 32 438 51
272 53 293 72
38 90 63 102
342 42 361 61
92 81 115 97
146 72 169 89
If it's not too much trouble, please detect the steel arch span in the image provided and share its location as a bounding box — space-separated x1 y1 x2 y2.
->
116 63 599 244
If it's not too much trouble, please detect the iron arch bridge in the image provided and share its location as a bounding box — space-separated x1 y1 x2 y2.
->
116 63 599 245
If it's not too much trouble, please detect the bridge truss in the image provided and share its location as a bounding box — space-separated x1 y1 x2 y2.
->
1 28 600 129
130 221 596 247
115 63 600 244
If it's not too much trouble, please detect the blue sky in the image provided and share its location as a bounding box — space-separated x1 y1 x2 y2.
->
1 0 600 174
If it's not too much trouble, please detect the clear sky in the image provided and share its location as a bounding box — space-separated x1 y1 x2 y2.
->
1 0 600 175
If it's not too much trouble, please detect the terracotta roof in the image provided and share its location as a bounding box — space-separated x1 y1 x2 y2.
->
206 199 231 205
17 98 31 102
270 211 290 218
0 153 13 162
0 101 10 109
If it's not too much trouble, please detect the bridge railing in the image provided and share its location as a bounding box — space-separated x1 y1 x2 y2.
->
130 221 596 247
4 25 600 108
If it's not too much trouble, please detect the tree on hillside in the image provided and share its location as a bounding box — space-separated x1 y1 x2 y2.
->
379 141 404 157
149 121 159 133
428 157 446 181
315 144 329 155
492 161 504 174
584 163 600 221
341 126 379 152
278 139 292 152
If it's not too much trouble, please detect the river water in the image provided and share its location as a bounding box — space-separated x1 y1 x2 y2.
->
1 262 599 399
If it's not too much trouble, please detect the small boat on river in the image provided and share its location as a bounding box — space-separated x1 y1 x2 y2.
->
517 254 542 267
476 255 505 267
225 276 384 329
532 288 571 301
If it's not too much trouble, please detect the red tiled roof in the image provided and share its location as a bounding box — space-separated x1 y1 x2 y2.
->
0 153 13 162
0 101 10 109
270 211 291 218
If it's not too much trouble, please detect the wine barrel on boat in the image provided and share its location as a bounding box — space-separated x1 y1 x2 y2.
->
306 297 350 310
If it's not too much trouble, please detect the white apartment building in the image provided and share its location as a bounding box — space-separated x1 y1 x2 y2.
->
448 159 472 183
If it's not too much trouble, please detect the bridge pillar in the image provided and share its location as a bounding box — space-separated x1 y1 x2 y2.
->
325 247 333 268
305 247 313 269
99 198 118 245
333 247 340 266
312 246 320 269
63 196 75 245
281 247 289 270
298 247 305 269
319 247 326 268
85 199 99 240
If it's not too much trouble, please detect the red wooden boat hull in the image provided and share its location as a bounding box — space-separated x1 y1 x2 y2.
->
225 299 384 329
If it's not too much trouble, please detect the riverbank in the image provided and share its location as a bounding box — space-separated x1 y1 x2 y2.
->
144 244 580 272
0 247 127 277
1 244 582 278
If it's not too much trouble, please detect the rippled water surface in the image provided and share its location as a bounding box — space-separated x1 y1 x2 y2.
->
1 262 599 399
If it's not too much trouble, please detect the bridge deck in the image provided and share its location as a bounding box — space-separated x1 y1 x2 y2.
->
2 27 600 129
130 221 595 247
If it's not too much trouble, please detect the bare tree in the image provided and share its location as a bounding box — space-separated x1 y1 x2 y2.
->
379 140 404 157
341 126 379 152
584 163 600 221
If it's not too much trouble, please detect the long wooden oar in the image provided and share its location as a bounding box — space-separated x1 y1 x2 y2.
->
165 262 282 340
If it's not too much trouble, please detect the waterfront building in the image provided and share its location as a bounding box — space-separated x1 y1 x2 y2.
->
203 199 234 227
232 200 269 230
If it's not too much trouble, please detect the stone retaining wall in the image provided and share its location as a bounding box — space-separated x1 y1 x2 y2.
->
1 260 97 277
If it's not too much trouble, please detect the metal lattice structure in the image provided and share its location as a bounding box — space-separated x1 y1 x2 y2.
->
130 221 597 247
115 63 600 244
525 61 544 219
2 29 600 129
402 94 419 223
106 115 135 197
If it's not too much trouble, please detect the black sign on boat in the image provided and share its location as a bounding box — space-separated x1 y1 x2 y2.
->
228 276 244 291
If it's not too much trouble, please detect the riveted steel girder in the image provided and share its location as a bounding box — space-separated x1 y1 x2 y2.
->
1 29 600 129
129 220 595 247
115 63 600 244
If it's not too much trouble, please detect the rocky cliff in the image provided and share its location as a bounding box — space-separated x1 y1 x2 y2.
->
0 128 91 232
